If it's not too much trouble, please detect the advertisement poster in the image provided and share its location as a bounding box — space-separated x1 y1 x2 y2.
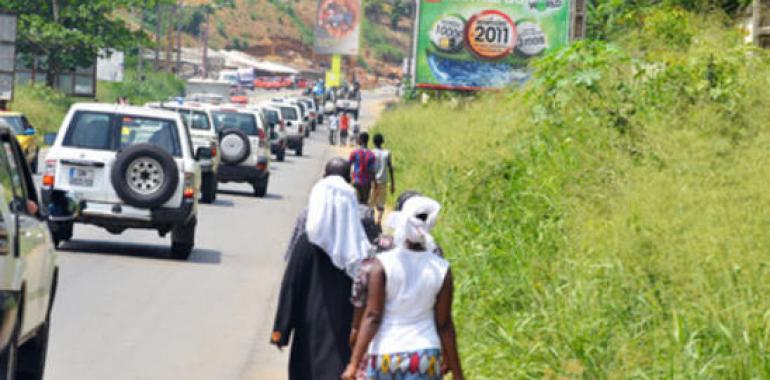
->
414 0 571 90
314 0 361 55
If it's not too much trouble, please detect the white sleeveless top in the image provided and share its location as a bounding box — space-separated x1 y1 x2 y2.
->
368 248 449 354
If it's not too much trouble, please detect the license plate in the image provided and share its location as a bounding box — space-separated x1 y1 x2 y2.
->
69 167 95 187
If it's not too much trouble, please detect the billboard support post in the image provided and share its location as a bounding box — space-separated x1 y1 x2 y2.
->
0 13 17 105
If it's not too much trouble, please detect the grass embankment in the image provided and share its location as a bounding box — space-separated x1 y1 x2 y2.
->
375 10 770 378
9 69 183 137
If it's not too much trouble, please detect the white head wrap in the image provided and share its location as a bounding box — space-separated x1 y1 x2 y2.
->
386 196 441 250
305 175 371 278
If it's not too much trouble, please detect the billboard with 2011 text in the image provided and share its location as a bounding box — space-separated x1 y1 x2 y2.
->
413 0 571 90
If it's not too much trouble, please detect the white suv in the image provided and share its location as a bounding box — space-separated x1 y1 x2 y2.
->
254 105 288 162
147 102 221 203
42 104 206 260
0 124 58 380
210 107 271 197
270 102 304 156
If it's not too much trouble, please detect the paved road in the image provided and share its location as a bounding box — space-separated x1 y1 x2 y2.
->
43 91 394 380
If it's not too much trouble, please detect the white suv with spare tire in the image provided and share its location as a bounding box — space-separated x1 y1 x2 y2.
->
146 101 221 204
210 107 271 197
42 104 207 260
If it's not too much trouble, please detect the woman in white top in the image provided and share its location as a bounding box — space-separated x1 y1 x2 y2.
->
342 196 464 380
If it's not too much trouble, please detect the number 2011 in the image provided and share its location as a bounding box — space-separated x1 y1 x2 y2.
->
474 25 509 44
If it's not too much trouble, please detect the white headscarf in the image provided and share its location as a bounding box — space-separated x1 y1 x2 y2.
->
305 175 371 278
386 196 441 251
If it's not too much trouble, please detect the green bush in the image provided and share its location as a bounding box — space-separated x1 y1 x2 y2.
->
11 84 76 135
97 68 184 106
374 9 770 378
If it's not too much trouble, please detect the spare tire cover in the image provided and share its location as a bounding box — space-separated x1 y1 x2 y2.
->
111 143 180 209
219 128 251 165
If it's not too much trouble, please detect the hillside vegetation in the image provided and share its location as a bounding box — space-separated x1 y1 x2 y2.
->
375 8 770 378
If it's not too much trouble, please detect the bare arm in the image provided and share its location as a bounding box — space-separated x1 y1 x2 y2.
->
435 269 464 379
349 307 364 349
343 261 386 379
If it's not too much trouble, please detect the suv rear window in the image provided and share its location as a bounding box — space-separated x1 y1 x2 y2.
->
212 111 258 136
63 111 182 157
263 109 280 126
279 106 298 121
178 110 211 130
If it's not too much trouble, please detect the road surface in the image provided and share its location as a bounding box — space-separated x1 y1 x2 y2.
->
43 90 394 380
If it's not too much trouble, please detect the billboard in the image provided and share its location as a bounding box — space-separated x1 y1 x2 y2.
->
314 0 361 55
413 0 571 90
0 13 16 101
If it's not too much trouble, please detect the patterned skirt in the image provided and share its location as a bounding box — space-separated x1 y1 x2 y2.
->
365 349 442 380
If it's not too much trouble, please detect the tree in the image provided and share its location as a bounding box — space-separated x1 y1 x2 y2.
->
0 0 174 86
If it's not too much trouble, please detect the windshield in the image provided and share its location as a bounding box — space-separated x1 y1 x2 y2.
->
176 110 211 130
0 116 25 134
264 110 280 126
63 111 182 156
212 111 258 135
279 106 299 121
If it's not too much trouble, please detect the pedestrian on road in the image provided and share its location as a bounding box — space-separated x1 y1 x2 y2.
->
272 158 371 380
349 132 375 205
340 112 350 146
329 113 339 146
350 117 360 148
348 191 444 379
370 134 395 226
342 196 465 380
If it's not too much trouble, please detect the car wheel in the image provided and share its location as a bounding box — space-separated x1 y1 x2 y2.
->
295 144 303 157
111 144 179 209
219 129 251 165
200 172 217 204
170 217 196 260
252 179 268 198
16 272 56 380
50 222 73 247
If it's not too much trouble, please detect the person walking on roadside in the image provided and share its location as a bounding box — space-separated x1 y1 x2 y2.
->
342 196 464 380
271 158 371 380
340 112 350 146
350 116 361 148
349 132 375 205
370 134 395 226
329 113 339 146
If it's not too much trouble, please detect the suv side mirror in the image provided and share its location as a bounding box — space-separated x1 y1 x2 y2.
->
196 147 213 160
43 132 57 145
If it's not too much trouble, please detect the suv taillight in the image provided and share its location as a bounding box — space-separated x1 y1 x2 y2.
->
43 160 56 187
299 126 304 134
183 172 195 199
258 128 266 141
210 141 218 157
279 121 285 131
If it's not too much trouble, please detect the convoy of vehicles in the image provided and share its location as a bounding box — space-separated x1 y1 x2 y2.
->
0 83 350 377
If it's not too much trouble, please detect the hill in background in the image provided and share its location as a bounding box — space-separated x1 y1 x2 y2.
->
155 0 412 79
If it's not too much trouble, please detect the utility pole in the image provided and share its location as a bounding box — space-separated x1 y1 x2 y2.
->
570 0 587 40
154 2 162 71
176 1 183 75
138 1 146 80
201 10 209 78
166 3 175 72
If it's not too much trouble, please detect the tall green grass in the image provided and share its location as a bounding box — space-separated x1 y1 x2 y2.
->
374 10 770 378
